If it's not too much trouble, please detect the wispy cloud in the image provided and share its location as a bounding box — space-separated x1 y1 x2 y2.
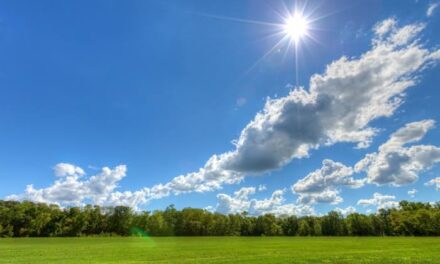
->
427 2 439 17
408 188 417 197
425 177 440 190
236 97 247 107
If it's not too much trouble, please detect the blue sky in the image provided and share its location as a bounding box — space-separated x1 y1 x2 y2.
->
1 0 440 215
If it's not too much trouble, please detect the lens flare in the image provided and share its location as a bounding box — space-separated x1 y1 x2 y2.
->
130 227 156 247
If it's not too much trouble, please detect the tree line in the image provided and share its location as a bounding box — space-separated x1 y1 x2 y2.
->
1 200 439 237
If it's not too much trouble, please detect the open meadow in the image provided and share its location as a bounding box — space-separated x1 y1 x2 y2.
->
1 237 439 264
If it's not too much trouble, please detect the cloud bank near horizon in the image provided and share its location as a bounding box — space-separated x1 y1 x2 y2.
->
286 120 440 208
355 120 440 186
6 17 440 213
214 119 440 215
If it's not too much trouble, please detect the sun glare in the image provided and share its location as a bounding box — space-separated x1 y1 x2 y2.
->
207 3 321 81
284 14 309 42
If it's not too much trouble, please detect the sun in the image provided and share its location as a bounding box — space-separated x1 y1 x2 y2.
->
203 3 322 82
283 14 309 43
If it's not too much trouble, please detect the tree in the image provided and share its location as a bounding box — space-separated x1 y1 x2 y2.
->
312 218 322 236
321 211 344 236
254 214 282 236
83 205 106 235
162 205 180 235
370 214 385 236
209 213 229 236
239 212 255 236
0 200 439 237
298 219 311 236
281 216 298 236
347 213 373 236
179 208 207 236
108 206 133 236
146 211 167 236
378 208 392 236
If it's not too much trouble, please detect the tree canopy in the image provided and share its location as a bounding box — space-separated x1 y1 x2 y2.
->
1 200 439 237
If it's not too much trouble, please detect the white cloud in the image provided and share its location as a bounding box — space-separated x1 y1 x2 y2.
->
105 190 149 209
86 165 130 204
206 17 439 177
53 163 85 177
140 154 244 199
373 18 397 37
166 17 438 203
292 159 364 205
7 164 132 207
206 17 438 176
7 18 440 209
355 120 440 186
298 189 344 205
334 206 356 216
236 97 247 107
291 120 440 207
357 192 399 209
408 188 417 197
216 187 256 214
204 205 215 212
258 184 267 191
215 187 314 216
427 3 439 17
425 177 440 190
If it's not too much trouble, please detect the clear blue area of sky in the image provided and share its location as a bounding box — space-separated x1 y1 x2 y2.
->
0 0 439 212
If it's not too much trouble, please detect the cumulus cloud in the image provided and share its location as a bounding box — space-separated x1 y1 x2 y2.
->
373 18 397 37
427 3 439 17
7 163 132 207
53 163 85 177
291 119 440 206
216 187 256 214
355 120 440 186
357 192 399 209
408 188 418 197
425 177 440 190
215 187 314 216
292 159 364 205
139 154 244 200
334 206 356 216
7 18 440 209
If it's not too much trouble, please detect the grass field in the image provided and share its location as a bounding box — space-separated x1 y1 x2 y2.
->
1 237 439 263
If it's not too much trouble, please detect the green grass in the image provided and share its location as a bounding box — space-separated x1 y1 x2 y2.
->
1 237 439 263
